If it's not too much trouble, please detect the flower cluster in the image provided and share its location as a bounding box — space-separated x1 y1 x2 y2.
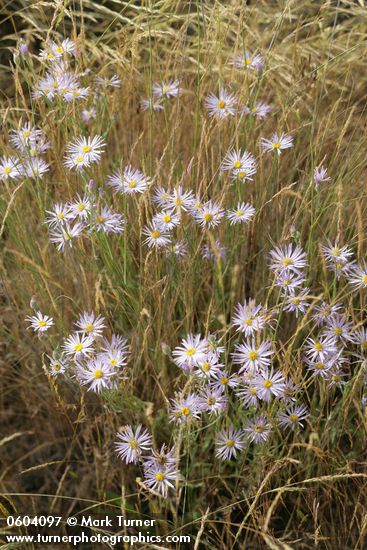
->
115 426 179 497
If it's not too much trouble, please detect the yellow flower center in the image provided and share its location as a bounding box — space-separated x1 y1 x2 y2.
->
362 275 367 284
236 210 244 217
55 47 64 54
174 198 183 206
84 324 94 332
129 439 138 450
186 347 195 356
245 318 253 325
93 369 103 379
226 439 234 448
255 426 264 433
110 359 118 366
237 171 246 178
38 320 46 327
47 52 54 59
218 100 226 109
263 380 272 389
23 131 30 138
248 351 258 361
289 414 298 423
331 247 340 256
53 364 60 371
82 145 91 153
272 142 281 149
74 343 83 352
207 397 216 405
233 161 242 169
282 258 292 266
250 387 257 395
202 362 211 372
181 407 190 416
203 213 212 222
155 472 166 481
315 362 324 370
97 216 105 223
362 342 367 349
128 181 136 188
244 58 251 66
77 203 85 212
57 212 64 219
3 167 11 174
333 327 342 336
151 230 161 239
220 377 228 385
163 214 171 223
76 156 84 164
314 342 323 352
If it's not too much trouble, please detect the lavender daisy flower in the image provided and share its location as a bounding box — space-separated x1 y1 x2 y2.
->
348 261 367 290
235 382 260 409
77 357 116 393
47 354 69 376
45 202 74 227
153 80 181 99
168 185 195 211
314 165 331 189
199 387 228 416
143 463 178 497
205 89 237 119
352 327 367 351
232 300 265 335
95 75 121 88
0 156 21 180
201 240 227 262
283 288 310 317
269 243 307 274
107 166 152 195
94 206 125 234
304 335 338 363
254 367 285 402
242 101 271 119
63 332 94 358
312 301 343 327
26 311 54 333
221 149 257 181
226 202 255 225
215 426 245 460
210 369 239 392
142 222 171 249
172 334 207 369
75 311 106 338
193 354 224 379
169 392 203 424
152 209 180 231
261 132 293 155
115 425 152 464
232 339 274 373
280 377 298 404
140 97 164 111
278 405 309 430
304 356 334 378
244 413 271 444
275 269 305 296
143 444 177 469
193 200 224 230
233 51 263 71
64 135 105 170
49 222 84 252
322 313 353 342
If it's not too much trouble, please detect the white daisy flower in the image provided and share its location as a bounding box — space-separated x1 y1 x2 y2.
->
107 165 152 195
193 200 224 230
75 311 106 338
77 357 116 393
63 332 95 358
142 222 171 249
226 202 255 225
49 222 84 252
261 132 294 155
205 89 237 119
153 80 181 99
152 209 180 231
26 311 54 333
64 135 105 170
0 156 21 180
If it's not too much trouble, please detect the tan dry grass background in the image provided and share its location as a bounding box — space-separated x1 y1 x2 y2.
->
1 1 367 548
